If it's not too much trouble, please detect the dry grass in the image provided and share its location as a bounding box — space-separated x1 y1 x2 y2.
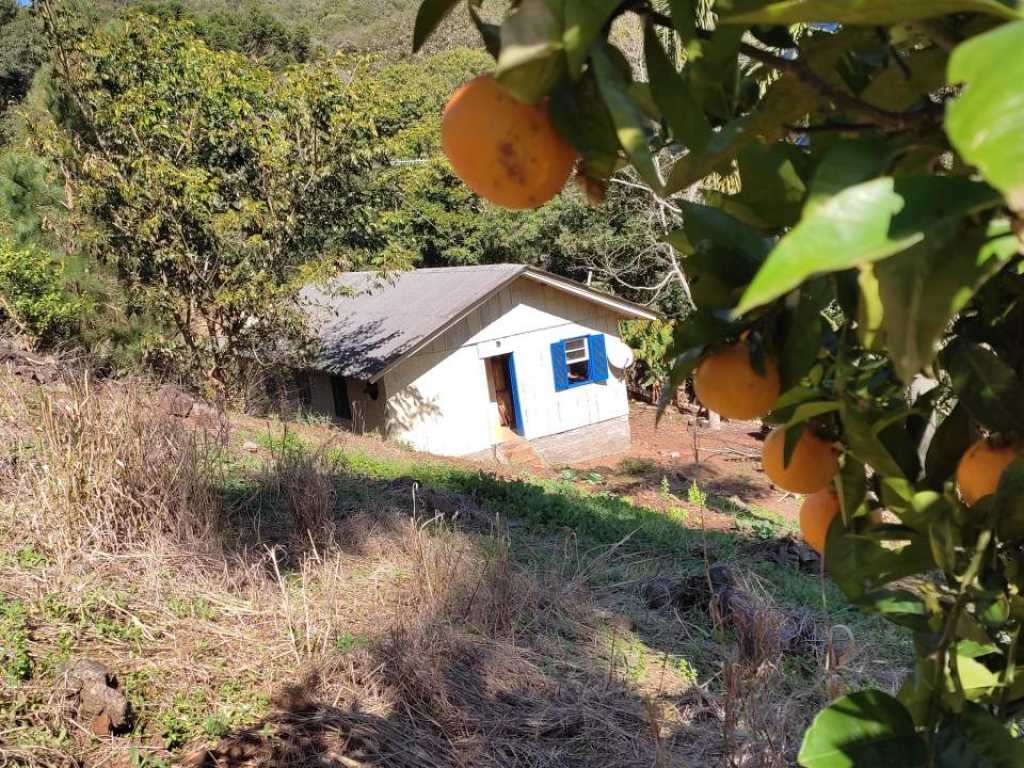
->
0 366 894 768
5 372 222 555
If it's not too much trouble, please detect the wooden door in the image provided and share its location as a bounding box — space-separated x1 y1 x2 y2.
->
490 355 515 428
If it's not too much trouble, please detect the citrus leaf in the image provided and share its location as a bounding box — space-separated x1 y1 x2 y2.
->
735 176 1001 316
665 0 698 42
563 0 619 78
723 0 1021 25
941 339 1024 433
861 46 948 112
592 44 663 192
875 218 1018 382
840 400 905 478
495 0 565 104
549 74 619 178
643 20 712 151
947 20 1024 212
935 704 1024 768
413 0 463 52
925 404 978 490
804 138 891 216
798 690 926 768
664 73 818 194
716 139 809 229
996 459 1024 541
780 278 828 389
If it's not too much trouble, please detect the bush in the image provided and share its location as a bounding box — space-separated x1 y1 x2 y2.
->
0 239 78 344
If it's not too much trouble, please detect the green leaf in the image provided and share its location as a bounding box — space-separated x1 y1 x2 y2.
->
643 21 712 151
468 5 502 59
804 138 892 217
861 46 948 112
664 74 818 194
666 0 698 42
563 0 619 78
668 201 770 309
549 74 620 178
947 20 1024 212
780 278 828 389
874 218 1018 382
840 401 905 478
859 589 932 631
724 0 1021 25
834 456 867 521
942 339 1024 434
735 176 1001 316
935 704 1024 768
925 404 978 490
996 459 1024 541
592 44 663 192
826 522 934 600
716 139 809 229
413 0 462 52
948 656 1000 701
495 0 565 104
797 690 926 768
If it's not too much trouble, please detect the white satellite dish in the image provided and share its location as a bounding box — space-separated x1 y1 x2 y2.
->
607 337 635 370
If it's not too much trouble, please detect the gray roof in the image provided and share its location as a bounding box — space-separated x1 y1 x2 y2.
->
299 265 658 382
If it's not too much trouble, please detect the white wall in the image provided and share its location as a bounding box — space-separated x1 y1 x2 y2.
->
381 277 631 457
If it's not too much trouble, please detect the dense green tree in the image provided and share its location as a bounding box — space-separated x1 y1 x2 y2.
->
34 12 400 392
134 0 316 66
415 0 1024 763
0 0 45 143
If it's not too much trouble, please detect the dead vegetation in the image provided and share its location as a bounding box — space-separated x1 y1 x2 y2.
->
0 362 906 767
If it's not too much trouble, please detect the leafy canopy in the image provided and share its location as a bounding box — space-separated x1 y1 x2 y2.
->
35 13 399 391
415 0 1024 764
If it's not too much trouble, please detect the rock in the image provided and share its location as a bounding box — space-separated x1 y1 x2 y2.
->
61 658 128 736
669 451 680 460
242 440 260 453
155 384 195 418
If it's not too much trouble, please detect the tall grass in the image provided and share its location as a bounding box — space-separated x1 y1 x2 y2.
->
8 374 221 553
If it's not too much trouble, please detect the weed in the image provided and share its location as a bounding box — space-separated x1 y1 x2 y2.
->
257 428 307 457
687 480 707 508
0 597 32 682
334 631 366 653
167 597 217 622
618 457 657 475
660 475 673 500
15 544 47 569
584 471 604 485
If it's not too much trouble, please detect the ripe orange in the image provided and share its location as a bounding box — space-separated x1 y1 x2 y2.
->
761 426 838 494
956 438 1020 506
441 74 577 210
693 343 781 421
799 489 840 555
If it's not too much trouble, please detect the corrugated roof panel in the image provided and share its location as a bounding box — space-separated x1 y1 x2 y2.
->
299 265 525 380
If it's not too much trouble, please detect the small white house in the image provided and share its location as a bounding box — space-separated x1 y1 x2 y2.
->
296 265 658 464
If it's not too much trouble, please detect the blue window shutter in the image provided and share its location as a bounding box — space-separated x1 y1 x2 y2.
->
550 340 569 390
588 334 609 382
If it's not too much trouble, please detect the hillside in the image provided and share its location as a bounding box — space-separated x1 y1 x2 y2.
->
0 352 910 767
100 0 486 53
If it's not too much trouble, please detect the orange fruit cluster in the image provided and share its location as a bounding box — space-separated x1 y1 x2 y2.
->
442 74 576 210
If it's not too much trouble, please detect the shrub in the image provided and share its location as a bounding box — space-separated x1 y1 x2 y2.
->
0 239 78 344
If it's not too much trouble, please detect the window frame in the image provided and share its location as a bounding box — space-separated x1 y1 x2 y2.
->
551 334 609 391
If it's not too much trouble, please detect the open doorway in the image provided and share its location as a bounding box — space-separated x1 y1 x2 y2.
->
485 352 522 442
